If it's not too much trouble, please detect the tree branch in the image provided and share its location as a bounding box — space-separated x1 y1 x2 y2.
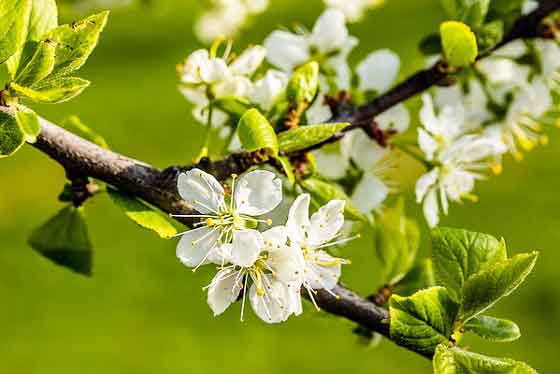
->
18 1 559 360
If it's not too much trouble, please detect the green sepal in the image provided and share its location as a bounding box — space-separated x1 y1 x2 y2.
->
28 205 93 276
375 198 420 285
277 122 350 153
440 21 478 68
15 105 40 142
108 187 182 239
433 344 538 374
389 287 459 357
10 76 90 103
0 110 25 157
277 155 295 185
300 176 368 222
236 108 278 156
464 315 521 342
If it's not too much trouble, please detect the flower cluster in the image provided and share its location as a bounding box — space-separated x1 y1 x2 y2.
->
194 0 269 44
174 168 350 323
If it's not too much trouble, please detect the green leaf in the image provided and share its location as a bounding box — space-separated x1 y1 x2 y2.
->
10 76 90 103
489 0 525 16
440 21 478 68
389 287 459 356
0 0 32 65
45 11 109 76
61 115 109 149
300 176 368 222
277 122 350 153
0 110 25 157
277 156 295 185
108 188 181 239
375 199 420 285
14 39 55 86
236 108 278 156
28 205 92 276
27 0 58 41
287 61 319 105
15 105 40 142
213 96 251 121
439 0 490 28
464 315 521 342
394 259 437 297
419 33 442 56
476 20 504 53
433 344 538 374
432 227 507 302
460 252 538 322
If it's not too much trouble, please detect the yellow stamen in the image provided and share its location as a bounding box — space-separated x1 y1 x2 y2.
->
462 193 479 203
540 135 550 145
266 218 273 226
513 151 524 162
491 163 503 175
206 218 216 227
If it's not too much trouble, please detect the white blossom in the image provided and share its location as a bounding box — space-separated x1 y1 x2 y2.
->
174 168 282 269
323 0 384 22
416 94 506 227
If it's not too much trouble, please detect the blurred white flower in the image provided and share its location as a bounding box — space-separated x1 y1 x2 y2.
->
174 168 282 269
264 8 358 75
356 49 400 94
416 94 506 227
250 70 289 111
323 0 384 22
195 0 270 44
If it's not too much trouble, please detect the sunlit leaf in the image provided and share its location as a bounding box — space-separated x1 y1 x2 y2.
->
236 108 278 156
15 105 40 142
0 111 25 157
440 21 478 68
277 122 349 153
465 315 521 342
10 76 90 103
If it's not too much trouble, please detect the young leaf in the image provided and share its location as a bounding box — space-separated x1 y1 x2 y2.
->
61 115 109 149
440 21 478 68
45 11 109 76
300 176 368 222
433 344 538 374
27 0 58 41
28 205 92 276
14 39 55 86
476 20 504 53
432 227 506 302
0 111 25 157
236 108 278 156
277 122 350 153
0 0 32 65
464 315 521 342
15 105 40 142
389 287 459 356
375 199 420 285
10 76 90 103
460 252 538 322
108 188 181 239
286 61 319 106
439 0 490 28
394 259 436 297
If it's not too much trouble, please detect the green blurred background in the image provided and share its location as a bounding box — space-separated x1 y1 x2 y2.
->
1 0 559 372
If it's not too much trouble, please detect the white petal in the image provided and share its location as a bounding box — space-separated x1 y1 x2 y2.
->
176 227 221 268
349 131 388 170
231 229 264 267
307 200 345 247
351 174 389 214
357 49 400 93
250 275 291 323
423 189 440 228
304 250 341 290
309 8 349 53
207 243 233 265
313 148 349 179
250 70 288 110
376 104 410 133
419 93 441 135
267 243 305 284
415 168 439 203
418 128 438 161
180 49 210 84
234 170 282 216
200 58 231 84
262 226 288 250
207 268 242 316
230 45 266 76
264 30 309 71
177 169 225 214
214 76 253 98
286 194 311 245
